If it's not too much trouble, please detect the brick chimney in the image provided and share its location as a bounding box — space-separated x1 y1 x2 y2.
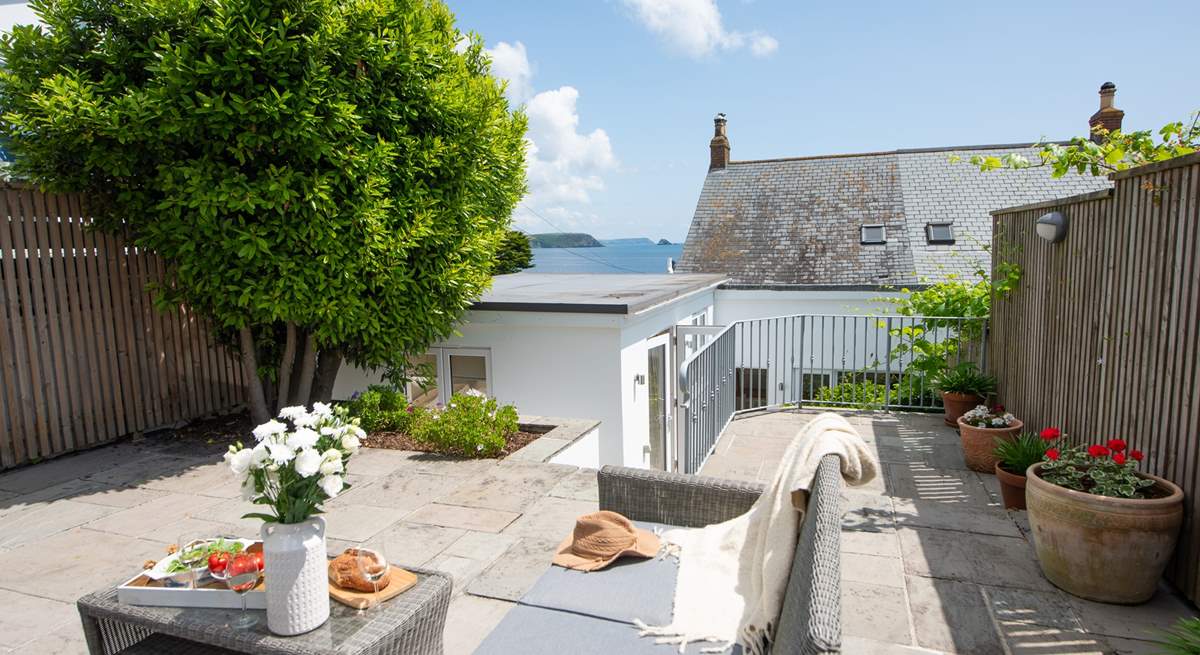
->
709 113 730 171
1088 82 1124 142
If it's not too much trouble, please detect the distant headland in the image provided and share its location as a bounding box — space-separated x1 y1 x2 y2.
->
527 233 676 248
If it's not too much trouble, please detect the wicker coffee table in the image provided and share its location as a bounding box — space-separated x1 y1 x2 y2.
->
77 568 452 655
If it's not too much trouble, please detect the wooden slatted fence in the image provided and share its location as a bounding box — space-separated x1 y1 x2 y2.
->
990 151 1200 603
0 186 244 469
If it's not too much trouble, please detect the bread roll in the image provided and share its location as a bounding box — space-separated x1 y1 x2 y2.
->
328 549 391 593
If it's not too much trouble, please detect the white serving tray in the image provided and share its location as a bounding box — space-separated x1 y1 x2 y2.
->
117 542 266 610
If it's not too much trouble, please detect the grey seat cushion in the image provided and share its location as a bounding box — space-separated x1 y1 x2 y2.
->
473 604 744 655
519 521 678 625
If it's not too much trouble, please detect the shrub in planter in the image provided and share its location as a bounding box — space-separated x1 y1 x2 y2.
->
1027 442 1184 604
992 427 1059 509
956 405 1021 473
409 390 519 458
816 380 887 410
342 385 414 433
934 363 996 427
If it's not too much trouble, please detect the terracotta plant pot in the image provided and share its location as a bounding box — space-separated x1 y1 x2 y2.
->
994 462 1027 510
956 417 1022 473
1025 463 1183 604
941 391 983 427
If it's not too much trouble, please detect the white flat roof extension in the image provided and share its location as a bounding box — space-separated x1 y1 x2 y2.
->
474 273 727 315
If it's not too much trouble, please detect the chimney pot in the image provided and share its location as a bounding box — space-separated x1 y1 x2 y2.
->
709 113 730 171
1089 82 1124 142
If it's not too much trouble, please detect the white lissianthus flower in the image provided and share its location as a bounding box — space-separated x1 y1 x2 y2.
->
224 447 253 476
278 406 308 421
253 419 287 441
320 474 344 498
250 442 271 468
287 427 320 451
293 448 322 478
266 443 295 466
292 412 319 428
311 401 333 417
319 448 344 475
340 433 360 454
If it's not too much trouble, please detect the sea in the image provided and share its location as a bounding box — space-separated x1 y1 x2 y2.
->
529 243 684 274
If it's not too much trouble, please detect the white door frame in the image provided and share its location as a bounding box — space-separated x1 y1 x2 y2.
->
645 333 672 470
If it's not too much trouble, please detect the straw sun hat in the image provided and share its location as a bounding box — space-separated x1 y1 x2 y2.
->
552 511 661 572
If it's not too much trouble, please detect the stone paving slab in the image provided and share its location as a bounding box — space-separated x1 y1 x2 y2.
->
444 594 515 655
466 537 560 602
0 587 79 651
407 502 521 533
440 461 574 513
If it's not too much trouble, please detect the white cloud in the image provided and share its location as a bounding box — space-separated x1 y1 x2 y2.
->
0 3 40 33
485 42 617 229
486 41 533 104
619 0 778 59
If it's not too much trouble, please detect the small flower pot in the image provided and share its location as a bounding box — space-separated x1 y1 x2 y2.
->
993 462 1027 510
941 391 983 428
1025 462 1183 604
956 417 1022 473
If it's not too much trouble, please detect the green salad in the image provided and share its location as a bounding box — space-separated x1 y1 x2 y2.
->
166 538 245 573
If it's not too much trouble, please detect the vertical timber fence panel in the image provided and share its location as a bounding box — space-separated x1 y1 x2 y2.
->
0 186 244 469
989 152 1200 603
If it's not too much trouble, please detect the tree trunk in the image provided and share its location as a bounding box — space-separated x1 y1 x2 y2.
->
275 322 297 414
310 347 343 404
239 326 270 424
292 333 318 408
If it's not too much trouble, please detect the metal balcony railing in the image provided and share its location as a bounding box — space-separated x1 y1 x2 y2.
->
673 314 988 474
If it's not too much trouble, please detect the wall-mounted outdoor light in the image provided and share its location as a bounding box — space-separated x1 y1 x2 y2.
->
1036 211 1068 243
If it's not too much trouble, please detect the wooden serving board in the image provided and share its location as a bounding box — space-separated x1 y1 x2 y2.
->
328 566 417 609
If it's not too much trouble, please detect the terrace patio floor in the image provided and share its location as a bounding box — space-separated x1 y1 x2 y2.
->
1 410 1195 654
702 409 1199 654
0 436 595 654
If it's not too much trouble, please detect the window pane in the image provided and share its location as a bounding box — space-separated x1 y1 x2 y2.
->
861 225 886 244
449 354 488 397
406 354 440 407
926 223 954 243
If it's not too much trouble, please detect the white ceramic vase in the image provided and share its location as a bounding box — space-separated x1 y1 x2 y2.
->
262 517 330 636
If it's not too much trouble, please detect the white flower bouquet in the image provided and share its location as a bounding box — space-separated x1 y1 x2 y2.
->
224 402 363 524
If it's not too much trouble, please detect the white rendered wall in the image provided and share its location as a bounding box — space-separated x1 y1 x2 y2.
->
712 289 898 325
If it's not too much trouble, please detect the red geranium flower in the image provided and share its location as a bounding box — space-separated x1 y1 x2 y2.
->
1130 450 1144 462
992 404 1005 413
1106 439 1127 453
1112 452 1127 465
1045 448 1060 461
1087 444 1110 458
1040 427 1061 441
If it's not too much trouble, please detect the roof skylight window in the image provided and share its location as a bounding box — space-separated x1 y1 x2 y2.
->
925 223 955 245
860 225 886 245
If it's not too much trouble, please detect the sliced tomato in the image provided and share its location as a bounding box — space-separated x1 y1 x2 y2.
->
251 551 265 571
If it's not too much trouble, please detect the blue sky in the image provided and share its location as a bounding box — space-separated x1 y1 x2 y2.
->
1 1 1195 242
452 0 1199 241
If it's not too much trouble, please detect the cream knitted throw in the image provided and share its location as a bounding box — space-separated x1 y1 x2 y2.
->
637 412 878 654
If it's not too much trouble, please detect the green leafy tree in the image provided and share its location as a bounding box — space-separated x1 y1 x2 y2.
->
492 229 533 275
952 113 1199 177
0 0 527 423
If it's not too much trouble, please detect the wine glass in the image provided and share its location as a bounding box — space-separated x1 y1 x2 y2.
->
222 554 260 630
355 546 389 612
177 532 209 590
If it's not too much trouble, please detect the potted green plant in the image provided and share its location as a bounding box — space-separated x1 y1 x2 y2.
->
992 427 1060 509
1026 441 1184 604
956 404 1022 473
935 362 997 427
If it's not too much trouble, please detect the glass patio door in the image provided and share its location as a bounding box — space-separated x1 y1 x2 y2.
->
647 334 671 470
405 348 491 407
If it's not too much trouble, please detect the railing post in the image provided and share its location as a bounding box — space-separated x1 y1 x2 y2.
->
883 317 893 409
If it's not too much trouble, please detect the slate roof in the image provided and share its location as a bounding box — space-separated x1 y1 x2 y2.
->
678 144 1112 286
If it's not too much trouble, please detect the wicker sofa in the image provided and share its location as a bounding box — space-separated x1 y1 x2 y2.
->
474 455 843 654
